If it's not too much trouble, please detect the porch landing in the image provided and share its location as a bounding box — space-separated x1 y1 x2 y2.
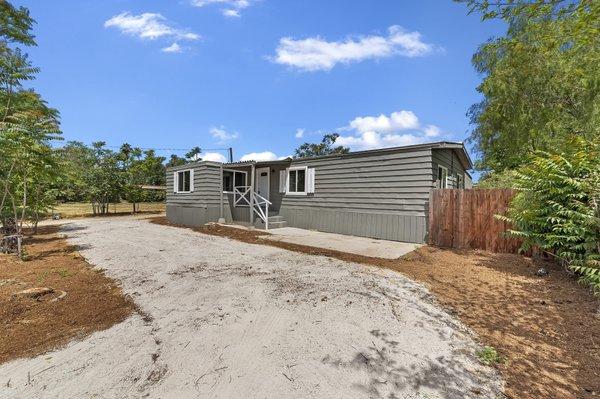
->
259 226 421 259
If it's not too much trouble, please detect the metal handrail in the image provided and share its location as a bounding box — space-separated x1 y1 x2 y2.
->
253 191 272 206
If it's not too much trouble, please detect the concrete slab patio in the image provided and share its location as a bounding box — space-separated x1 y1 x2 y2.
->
259 226 421 259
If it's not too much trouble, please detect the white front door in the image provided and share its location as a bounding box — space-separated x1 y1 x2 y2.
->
256 167 270 200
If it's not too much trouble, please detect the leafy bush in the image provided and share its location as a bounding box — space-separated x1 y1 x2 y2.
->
499 138 600 293
476 346 504 366
476 170 519 189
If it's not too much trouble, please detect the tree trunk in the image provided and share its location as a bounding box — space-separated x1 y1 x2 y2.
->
33 209 39 235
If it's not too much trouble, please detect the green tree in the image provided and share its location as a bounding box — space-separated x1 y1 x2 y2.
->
86 142 124 215
0 1 61 254
166 153 188 167
55 141 95 202
294 133 349 158
0 1 35 46
185 146 202 161
0 112 61 244
500 137 600 293
120 145 166 212
457 0 600 173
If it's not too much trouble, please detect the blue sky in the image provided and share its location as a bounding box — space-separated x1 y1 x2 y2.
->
17 0 504 168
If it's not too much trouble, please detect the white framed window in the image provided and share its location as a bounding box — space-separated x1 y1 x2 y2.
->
222 169 247 193
456 173 464 189
286 166 307 195
437 166 448 189
174 169 194 193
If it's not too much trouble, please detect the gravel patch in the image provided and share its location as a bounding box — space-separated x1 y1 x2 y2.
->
0 217 502 398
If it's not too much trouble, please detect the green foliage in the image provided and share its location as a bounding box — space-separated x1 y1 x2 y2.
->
457 0 600 172
0 1 36 46
476 346 504 366
294 133 349 158
0 1 62 242
476 170 519 189
166 154 188 167
120 145 167 209
85 142 124 214
185 146 202 161
499 138 600 293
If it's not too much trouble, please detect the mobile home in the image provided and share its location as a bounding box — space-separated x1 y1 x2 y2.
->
166 141 472 244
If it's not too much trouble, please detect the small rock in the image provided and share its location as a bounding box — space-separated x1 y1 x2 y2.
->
535 268 549 277
13 287 54 299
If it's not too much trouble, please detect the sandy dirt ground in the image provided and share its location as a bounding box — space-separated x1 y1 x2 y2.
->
0 217 502 398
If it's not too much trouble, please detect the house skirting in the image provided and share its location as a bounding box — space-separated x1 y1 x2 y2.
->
280 207 426 244
166 204 427 244
166 205 226 226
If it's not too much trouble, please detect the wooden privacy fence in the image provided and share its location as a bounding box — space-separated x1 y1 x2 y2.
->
428 188 522 253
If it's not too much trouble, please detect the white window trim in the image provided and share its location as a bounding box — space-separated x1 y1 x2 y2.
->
286 166 308 196
456 173 464 189
437 166 449 189
222 169 248 193
175 169 194 193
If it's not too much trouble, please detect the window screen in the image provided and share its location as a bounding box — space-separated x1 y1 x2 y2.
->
177 170 191 192
234 172 246 188
437 167 448 189
288 169 306 193
223 172 233 192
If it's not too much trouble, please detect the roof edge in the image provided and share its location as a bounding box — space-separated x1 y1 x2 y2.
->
291 141 472 168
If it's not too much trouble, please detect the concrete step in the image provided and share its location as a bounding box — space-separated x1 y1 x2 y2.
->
268 221 287 229
268 215 285 223
254 219 287 229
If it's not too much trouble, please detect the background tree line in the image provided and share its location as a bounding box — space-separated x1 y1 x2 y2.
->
0 2 210 251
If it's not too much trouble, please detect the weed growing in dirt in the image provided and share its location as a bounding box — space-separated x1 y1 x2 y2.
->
36 270 50 283
55 269 72 278
20 250 31 261
477 346 504 366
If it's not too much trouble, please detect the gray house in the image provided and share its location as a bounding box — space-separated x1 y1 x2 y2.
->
166 141 472 244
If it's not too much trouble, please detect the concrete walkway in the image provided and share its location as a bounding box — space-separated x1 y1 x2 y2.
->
261 226 421 259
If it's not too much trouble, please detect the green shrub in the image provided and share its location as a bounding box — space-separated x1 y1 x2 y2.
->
476 346 504 366
499 137 600 293
476 170 519 189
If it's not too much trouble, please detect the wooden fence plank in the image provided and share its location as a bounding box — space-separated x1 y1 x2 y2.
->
428 188 519 254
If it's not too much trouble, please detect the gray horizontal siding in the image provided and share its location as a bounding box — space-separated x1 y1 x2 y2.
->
166 162 222 207
165 148 439 243
281 148 434 217
432 149 467 189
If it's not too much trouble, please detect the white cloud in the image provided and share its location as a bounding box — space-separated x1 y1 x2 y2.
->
104 12 200 43
349 110 419 134
336 131 427 151
161 42 182 53
295 128 305 139
201 152 227 162
240 151 279 162
222 9 241 17
335 110 447 151
210 126 239 143
271 25 435 72
424 124 442 137
191 0 253 17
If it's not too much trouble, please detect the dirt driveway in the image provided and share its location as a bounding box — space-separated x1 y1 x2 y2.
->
0 217 502 398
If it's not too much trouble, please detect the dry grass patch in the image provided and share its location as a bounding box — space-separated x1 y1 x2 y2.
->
53 202 165 219
150 217 600 399
0 226 136 364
